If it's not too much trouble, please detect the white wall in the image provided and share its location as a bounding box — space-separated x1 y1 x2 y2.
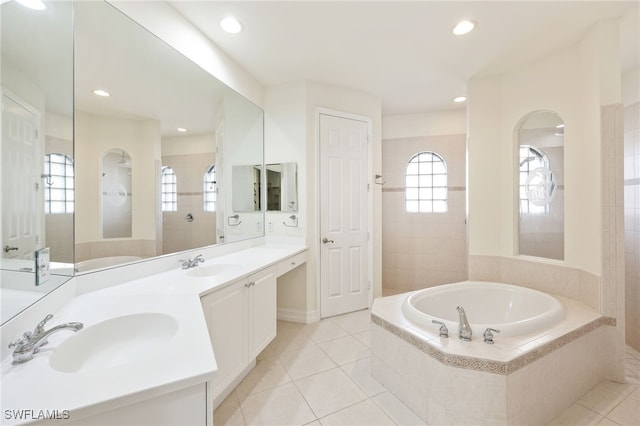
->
382 110 467 139
74 112 160 258
468 19 622 276
264 81 382 319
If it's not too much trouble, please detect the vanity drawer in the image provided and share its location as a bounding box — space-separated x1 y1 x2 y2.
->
276 251 307 277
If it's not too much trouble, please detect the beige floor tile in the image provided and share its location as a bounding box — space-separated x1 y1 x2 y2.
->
295 368 368 418
372 391 426 426
235 356 292 400
304 321 350 343
353 329 371 347
317 335 370 365
240 383 316 426
549 403 603 426
267 327 315 355
340 357 387 397
318 399 395 426
214 391 246 426
596 418 621 426
606 396 640 426
332 309 371 335
279 345 337 380
578 381 636 415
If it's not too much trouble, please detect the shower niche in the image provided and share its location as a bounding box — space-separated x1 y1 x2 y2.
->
101 149 132 238
516 110 565 260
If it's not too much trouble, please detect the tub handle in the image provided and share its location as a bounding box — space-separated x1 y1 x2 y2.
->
431 320 449 338
483 328 501 344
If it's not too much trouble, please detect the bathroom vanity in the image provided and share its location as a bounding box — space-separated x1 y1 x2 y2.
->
0 242 307 426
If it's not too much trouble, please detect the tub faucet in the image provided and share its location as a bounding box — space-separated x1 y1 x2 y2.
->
8 314 83 364
456 306 472 341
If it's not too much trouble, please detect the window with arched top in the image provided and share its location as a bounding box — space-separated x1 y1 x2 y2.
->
519 145 549 214
203 165 216 212
161 166 177 212
405 151 448 213
44 153 74 214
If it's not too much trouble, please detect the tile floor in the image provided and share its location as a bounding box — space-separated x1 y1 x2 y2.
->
214 309 640 426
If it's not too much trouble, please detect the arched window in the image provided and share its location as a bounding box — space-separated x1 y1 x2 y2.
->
161 166 177 212
44 153 74 214
405 151 447 213
519 145 549 214
203 165 216 212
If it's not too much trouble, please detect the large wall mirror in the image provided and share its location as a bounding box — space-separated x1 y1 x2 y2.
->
516 110 564 260
1 0 74 324
0 0 265 324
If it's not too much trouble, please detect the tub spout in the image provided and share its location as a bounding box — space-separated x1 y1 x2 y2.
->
456 306 472 341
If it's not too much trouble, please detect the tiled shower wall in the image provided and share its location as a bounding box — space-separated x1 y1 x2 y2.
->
162 153 216 255
381 134 467 291
625 101 640 351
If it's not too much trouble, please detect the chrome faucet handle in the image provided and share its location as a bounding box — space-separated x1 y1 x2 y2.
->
431 320 449 338
34 314 54 335
194 254 204 264
483 328 501 344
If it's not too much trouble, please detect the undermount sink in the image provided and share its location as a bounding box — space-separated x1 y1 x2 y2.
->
186 264 240 278
49 313 178 374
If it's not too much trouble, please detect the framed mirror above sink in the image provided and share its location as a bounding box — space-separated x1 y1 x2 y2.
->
0 0 265 325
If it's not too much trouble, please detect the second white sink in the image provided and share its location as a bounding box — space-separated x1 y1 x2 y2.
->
186 264 241 278
49 313 178 374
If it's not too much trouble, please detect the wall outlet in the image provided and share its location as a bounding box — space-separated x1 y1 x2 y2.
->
35 247 50 286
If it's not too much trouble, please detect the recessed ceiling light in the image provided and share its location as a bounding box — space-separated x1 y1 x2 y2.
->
220 16 242 34
453 96 467 103
177 128 187 132
16 0 46 10
93 89 110 97
556 124 565 128
452 20 476 36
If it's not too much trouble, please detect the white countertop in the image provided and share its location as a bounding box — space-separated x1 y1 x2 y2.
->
0 242 307 425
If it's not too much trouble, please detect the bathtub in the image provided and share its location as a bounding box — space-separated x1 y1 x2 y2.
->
402 281 565 337
372 282 611 425
75 256 143 272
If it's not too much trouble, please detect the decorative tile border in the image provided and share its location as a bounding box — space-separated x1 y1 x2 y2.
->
371 313 615 376
382 186 466 193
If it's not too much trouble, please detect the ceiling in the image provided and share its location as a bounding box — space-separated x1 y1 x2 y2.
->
169 1 640 116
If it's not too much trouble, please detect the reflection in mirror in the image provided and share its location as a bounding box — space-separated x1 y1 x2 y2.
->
517 111 564 260
266 163 298 212
1 0 74 324
74 1 264 271
232 165 261 212
101 149 132 238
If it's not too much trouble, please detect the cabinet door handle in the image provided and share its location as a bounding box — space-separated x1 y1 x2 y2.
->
291 261 296 267
245 281 256 288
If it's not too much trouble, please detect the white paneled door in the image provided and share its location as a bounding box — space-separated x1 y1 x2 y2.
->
319 112 370 318
1 90 41 260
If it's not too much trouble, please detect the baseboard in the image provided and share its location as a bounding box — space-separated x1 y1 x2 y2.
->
277 307 319 324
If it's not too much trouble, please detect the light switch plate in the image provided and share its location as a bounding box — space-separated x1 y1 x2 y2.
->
35 247 50 286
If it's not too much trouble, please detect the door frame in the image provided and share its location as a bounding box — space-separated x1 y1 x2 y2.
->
314 107 373 318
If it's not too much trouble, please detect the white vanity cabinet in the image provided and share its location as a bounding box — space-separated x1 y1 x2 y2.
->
201 266 277 405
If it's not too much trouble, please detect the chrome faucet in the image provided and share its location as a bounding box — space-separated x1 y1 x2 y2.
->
456 306 472 341
8 314 83 364
180 254 204 269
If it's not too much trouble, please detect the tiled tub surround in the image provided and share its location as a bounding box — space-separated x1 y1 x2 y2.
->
371 291 616 425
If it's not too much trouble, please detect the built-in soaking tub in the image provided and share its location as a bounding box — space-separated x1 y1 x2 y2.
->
371 281 615 425
402 281 566 337
75 256 142 272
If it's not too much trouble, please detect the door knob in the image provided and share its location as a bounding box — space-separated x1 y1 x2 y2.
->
322 238 334 244
4 245 18 253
